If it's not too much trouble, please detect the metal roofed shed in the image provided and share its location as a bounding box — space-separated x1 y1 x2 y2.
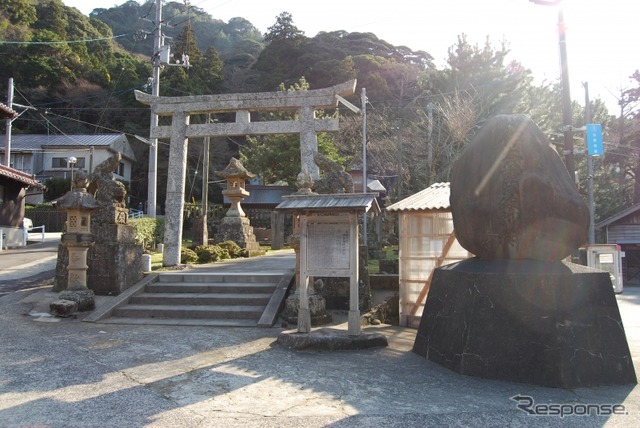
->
596 203 640 285
386 182 472 328
0 164 43 248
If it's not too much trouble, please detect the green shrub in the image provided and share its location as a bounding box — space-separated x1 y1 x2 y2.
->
218 240 247 258
193 245 229 263
180 247 198 264
43 177 71 201
130 217 164 251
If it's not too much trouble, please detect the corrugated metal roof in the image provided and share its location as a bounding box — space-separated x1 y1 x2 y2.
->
367 179 386 192
596 203 640 229
386 182 451 212
0 164 42 188
2 134 126 151
276 193 380 213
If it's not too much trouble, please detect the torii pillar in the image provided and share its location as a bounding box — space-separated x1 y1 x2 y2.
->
135 79 356 266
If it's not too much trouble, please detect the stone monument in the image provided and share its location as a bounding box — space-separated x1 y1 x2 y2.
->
413 114 636 388
312 153 354 194
214 158 263 256
54 153 143 295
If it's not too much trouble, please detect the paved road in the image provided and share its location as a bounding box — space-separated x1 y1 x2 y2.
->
0 232 60 282
0 232 60 300
2 237 640 427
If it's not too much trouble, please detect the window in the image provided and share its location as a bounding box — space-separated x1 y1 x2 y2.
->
118 162 125 177
52 157 85 168
0 184 4 203
51 158 66 168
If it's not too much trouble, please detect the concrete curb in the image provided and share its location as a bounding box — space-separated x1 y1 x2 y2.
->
258 269 295 327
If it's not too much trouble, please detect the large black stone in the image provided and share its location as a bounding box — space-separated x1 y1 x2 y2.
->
413 258 636 388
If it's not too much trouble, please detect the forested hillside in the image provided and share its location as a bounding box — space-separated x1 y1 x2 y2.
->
2 0 639 223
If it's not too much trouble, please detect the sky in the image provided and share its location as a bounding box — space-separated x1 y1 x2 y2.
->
61 0 640 113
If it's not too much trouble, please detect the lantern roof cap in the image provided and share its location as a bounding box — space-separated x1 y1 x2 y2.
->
215 157 255 179
57 170 99 210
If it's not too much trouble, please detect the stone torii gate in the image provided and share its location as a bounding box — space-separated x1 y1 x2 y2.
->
135 79 357 266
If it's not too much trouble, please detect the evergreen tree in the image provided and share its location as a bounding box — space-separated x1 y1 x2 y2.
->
263 12 304 43
172 20 201 67
240 78 345 187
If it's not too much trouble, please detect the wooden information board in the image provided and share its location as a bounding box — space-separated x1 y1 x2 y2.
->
306 218 351 275
299 213 360 335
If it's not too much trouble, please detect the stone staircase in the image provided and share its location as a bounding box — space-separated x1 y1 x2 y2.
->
92 271 293 327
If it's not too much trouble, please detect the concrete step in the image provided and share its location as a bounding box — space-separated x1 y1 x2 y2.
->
156 273 284 284
100 317 259 327
87 269 295 328
145 282 278 294
112 304 265 320
129 292 273 306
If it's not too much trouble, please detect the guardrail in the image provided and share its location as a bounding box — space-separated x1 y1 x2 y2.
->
24 225 46 245
129 208 144 219
0 225 46 251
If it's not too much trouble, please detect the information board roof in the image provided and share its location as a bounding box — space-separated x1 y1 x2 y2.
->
276 193 380 214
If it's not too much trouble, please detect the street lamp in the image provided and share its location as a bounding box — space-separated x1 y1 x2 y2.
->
529 0 575 182
67 156 77 190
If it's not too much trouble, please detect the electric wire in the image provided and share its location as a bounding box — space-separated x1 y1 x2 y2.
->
0 34 130 45
12 88 170 147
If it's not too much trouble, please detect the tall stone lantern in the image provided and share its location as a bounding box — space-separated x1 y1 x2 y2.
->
57 171 99 290
214 158 263 256
50 170 99 316
219 157 254 218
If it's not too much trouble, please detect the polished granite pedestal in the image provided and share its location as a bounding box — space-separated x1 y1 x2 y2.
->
413 258 637 388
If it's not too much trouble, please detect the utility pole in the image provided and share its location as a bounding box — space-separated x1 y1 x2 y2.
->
584 82 595 244
361 88 368 245
335 91 367 242
558 7 575 183
201 114 210 244
4 77 13 167
146 0 163 218
427 102 434 178
530 0 574 182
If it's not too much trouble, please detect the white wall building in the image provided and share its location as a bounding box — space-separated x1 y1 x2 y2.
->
0 134 136 204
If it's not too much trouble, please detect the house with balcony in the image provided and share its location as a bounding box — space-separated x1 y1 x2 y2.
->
0 134 136 204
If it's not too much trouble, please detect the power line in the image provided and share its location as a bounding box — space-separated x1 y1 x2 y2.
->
0 34 130 45
13 83 149 108
11 89 170 147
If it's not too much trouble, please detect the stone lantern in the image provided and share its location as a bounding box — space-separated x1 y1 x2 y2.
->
217 157 254 218
214 158 263 256
51 170 99 315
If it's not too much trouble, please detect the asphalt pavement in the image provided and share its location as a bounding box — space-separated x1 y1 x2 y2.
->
1 237 640 427
0 232 61 281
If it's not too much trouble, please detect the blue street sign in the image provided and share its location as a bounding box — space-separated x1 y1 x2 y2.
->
586 123 603 156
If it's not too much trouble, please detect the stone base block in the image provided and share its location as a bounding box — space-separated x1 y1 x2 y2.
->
215 216 264 256
282 293 332 326
50 299 78 317
92 223 136 244
87 243 143 295
59 289 95 311
277 328 388 351
413 258 637 388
